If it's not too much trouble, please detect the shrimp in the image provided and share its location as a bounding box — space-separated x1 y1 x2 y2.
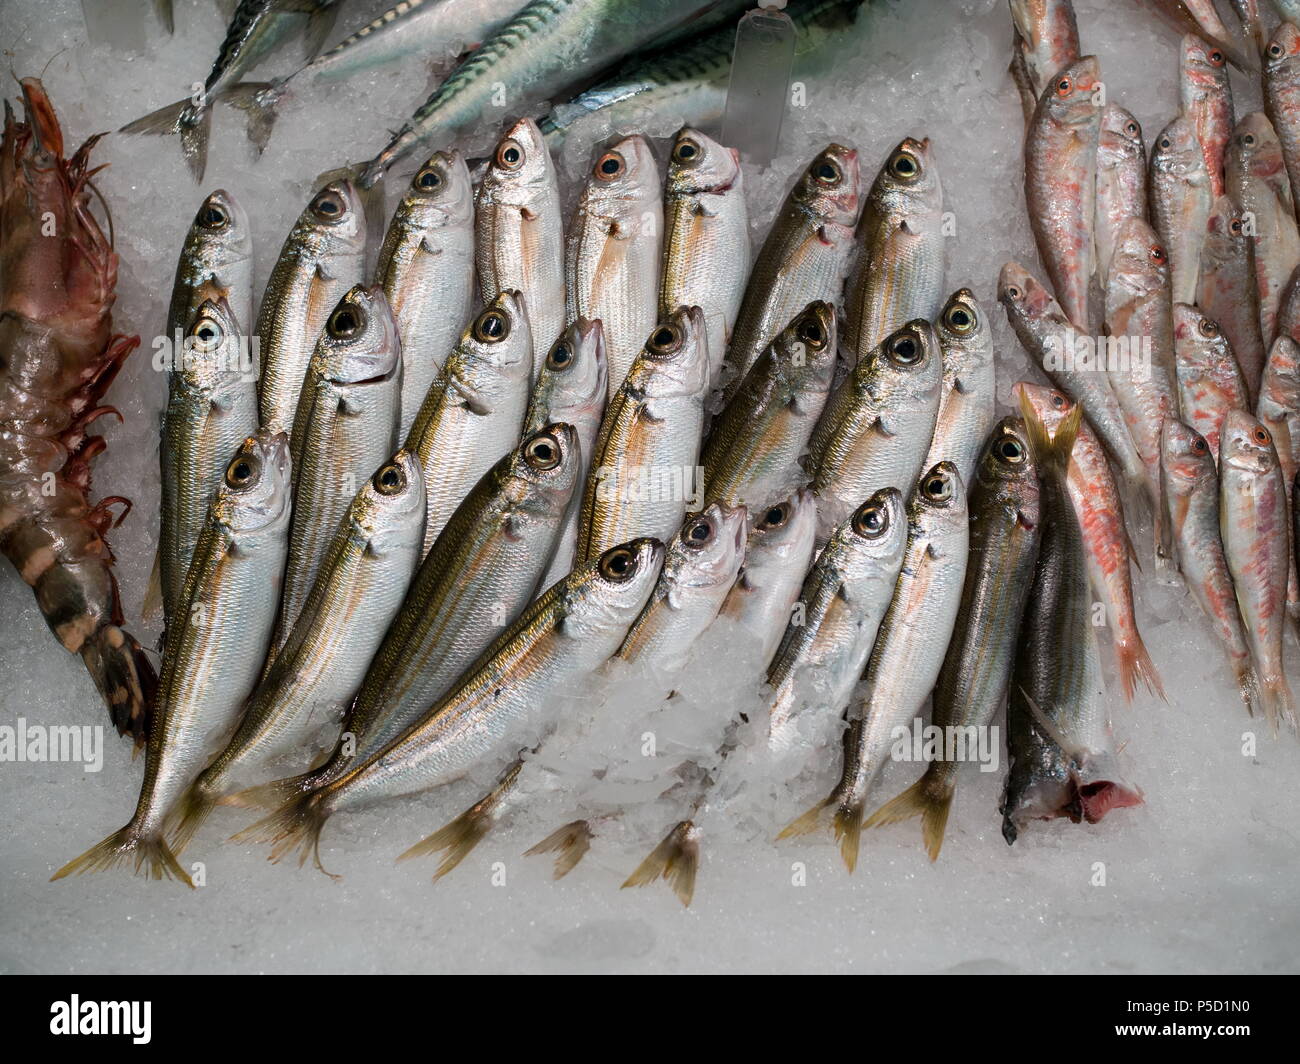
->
0 79 156 745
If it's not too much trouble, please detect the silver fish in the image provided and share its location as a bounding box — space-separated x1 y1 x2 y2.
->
1149 114 1213 306
166 189 255 342
922 287 998 488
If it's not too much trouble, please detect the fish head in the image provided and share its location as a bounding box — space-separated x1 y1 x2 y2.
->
190 188 253 273
1265 20 1300 78
481 117 556 209
534 318 608 425
793 143 860 226
743 488 817 574
1172 302 1228 370
351 449 427 552
866 319 941 405
778 301 838 389
586 134 660 209
997 260 1063 339
638 306 710 400
910 460 969 537
303 178 366 253
1010 379 1074 436
1152 115 1207 181
936 287 994 375
978 416 1042 526
666 127 742 197
566 537 666 634
1204 193 1247 256
214 428 293 538
837 487 907 580
1264 335 1300 396
1220 409 1281 475
401 149 474 227
1231 112 1284 179
871 136 941 216
316 284 401 384
506 422 583 519
1109 216 1169 293
178 296 246 390
1181 32 1230 82
1161 418 1216 495
458 290 535 384
662 503 748 605
1037 55 1101 128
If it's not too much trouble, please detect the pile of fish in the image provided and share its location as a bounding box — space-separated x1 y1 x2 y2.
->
4 0 1297 910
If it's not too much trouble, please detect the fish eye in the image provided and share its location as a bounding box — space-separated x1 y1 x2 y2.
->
595 151 626 180
1199 317 1220 338
1230 218 1244 235
1209 50 1225 66
1150 244 1168 265
1243 132 1257 147
598 545 638 582
1253 425 1272 446
192 316 224 346
547 339 573 370
310 189 345 220
413 164 444 191
1270 43 1284 59
922 472 953 502
473 307 511 343
225 451 261 490
759 502 790 530
942 298 976 334
198 201 229 229
1005 284 1022 300
1158 136 1172 151
682 515 715 548
851 500 888 539
372 461 406 496
813 158 842 185
1192 434 1209 454
1126 120 1140 137
1051 392 1066 409
672 136 701 164
887 328 924 365
888 148 920 182
648 322 682 354
1055 76 1072 96
328 301 365 339
996 435 1026 464
496 138 525 170
797 314 827 348
524 431 562 470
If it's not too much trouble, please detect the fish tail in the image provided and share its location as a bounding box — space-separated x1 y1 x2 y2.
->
153 0 174 34
1115 632 1166 703
1017 390 1081 480
120 97 211 182
229 791 336 877
80 623 157 748
226 81 283 156
1259 674 1299 737
863 773 955 862
621 820 700 908
397 760 524 880
1235 659 1259 718
777 788 864 871
524 819 594 880
166 773 221 856
52 824 193 887
221 771 316 810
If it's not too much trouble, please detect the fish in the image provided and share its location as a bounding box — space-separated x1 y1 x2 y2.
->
721 144 860 402
475 118 564 380
1173 301 1248 460
1226 113 1300 349
1219 409 1297 734
54 431 292 885
842 137 945 362
766 489 907 754
1015 382 1163 703
565 134 664 398
157 298 260 629
353 0 748 186
236 0 527 153
1149 115 1213 306
1142 0 1255 71
780 462 967 871
166 189 255 344
404 292 534 555
255 179 368 435
1104 216 1180 568
714 489 818 668
661 127 750 390
866 417 1041 859
701 301 836 510
1161 419 1256 713
1001 398 1141 843
807 319 942 538
1228 0 1265 52
246 423 582 801
1008 0 1082 120
1096 104 1147 293
1180 33 1234 199
1264 21 1300 215
375 150 476 440
1257 335 1300 625
172 449 426 845
272 286 402 658
233 537 664 875
921 288 998 488
1025 54 1102 332
1199 195 1266 404
526 320 609 590
576 306 710 561
121 0 342 181
0 78 157 744
998 261 1153 526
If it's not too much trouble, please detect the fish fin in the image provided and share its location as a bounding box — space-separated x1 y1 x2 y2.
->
863 773 954 862
120 96 211 182
621 820 699 907
220 771 315 810
396 760 522 880
166 774 221 856
1115 633 1166 703
1018 685 1084 759
1018 390 1081 477
119 97 191 137
52 824 193 887
1235 661 1260 718
1153 430 1177 575
776 790 863 873
225 81 282 155
143 547 164 624
524 819 594 879
229 790 337 877
1258 674 1299 737
80 624 157 748
303 2 340 60
154 0 174 33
